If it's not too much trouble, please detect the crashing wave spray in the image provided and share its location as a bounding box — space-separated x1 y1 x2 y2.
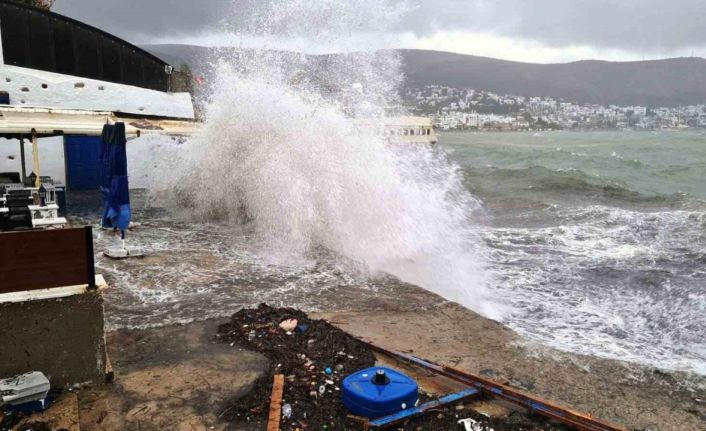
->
148 0 497 316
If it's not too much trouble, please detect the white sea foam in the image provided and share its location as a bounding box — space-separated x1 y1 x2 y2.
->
487 204 706 375
142 1 496 317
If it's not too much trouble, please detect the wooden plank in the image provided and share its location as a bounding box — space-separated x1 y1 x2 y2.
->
267 374 285 431
0 227 92 294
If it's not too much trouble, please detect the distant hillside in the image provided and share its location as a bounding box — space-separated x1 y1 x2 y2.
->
400 50 706 107
143 44 706 107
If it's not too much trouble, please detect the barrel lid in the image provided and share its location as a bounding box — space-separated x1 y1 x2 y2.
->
342 366 418 408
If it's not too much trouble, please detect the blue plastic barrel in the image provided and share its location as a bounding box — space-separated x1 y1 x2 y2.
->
341 366 418 418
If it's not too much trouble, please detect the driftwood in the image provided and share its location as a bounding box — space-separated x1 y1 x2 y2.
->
266 374 284 431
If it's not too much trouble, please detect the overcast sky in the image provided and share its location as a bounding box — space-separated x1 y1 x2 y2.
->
53 0 706 63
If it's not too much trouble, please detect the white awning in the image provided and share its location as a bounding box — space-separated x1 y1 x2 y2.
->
0 106 202 137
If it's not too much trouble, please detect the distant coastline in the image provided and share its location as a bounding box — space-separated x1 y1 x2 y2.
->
407 86 705 132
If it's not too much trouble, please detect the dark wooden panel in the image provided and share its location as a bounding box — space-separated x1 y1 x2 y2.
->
0 227 93 294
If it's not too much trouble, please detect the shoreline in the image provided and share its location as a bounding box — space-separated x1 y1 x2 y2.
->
314 302 706 430
81 299 705 431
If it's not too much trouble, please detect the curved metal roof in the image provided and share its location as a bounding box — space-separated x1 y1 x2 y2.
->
0 0 168 67
0 0 171 91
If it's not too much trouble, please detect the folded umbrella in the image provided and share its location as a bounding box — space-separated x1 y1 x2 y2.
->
100 122 131 233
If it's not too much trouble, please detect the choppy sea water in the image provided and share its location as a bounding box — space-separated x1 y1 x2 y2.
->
79 130 705 376
443 131 706 375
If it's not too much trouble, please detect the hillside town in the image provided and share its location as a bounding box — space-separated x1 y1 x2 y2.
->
403 85 706 131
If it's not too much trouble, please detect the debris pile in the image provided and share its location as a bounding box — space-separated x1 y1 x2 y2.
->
216 304 376 430
216 305 572 431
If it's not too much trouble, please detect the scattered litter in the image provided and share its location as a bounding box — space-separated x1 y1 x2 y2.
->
278 319 298 332
282 403 292 419
459 418 493 431
215 304 573 431
325 367 332 375
216 305 375 430
0 372 50 409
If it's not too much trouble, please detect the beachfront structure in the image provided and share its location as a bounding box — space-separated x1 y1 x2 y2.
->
0 0 198 191
0 0 193 118
382 116 438 145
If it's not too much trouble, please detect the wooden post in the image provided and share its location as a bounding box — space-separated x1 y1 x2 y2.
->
31 129 41 188
85 226 96 289
266 374 284 431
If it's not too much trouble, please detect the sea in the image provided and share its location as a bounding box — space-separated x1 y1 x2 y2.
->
443 131 706 375
83 130 706 378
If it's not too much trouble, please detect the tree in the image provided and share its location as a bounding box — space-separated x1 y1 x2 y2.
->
15 0 54 10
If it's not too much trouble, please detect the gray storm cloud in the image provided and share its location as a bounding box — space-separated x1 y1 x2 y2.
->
53 0 706 52
400 0 706 51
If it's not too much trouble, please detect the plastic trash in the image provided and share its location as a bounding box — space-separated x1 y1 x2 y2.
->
279 319 298 331
458 418 491 431
0 372 50 407
282 403 292 419
325 367 332 375
341 367 418 419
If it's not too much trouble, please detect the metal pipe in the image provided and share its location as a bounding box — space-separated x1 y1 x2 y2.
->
357 337 627 431
19 135 27 182
368 388 479 429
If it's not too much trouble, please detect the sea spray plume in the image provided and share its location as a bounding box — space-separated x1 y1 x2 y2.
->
146 0 498 316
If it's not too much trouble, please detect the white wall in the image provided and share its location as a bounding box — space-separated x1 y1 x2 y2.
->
0 64 194 119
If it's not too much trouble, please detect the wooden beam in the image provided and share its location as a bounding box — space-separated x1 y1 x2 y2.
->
267 374 285 431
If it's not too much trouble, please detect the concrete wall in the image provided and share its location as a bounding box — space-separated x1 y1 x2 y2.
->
0 291 108 387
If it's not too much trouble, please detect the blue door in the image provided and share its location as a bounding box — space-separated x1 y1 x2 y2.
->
64 136 102 190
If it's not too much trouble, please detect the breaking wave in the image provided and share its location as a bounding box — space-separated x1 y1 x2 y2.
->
144 1 495 316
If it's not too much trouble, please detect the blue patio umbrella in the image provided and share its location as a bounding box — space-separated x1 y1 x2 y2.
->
100 122 131 237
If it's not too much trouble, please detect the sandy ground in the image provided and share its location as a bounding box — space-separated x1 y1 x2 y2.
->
63 302 706 431
76 320 267 431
